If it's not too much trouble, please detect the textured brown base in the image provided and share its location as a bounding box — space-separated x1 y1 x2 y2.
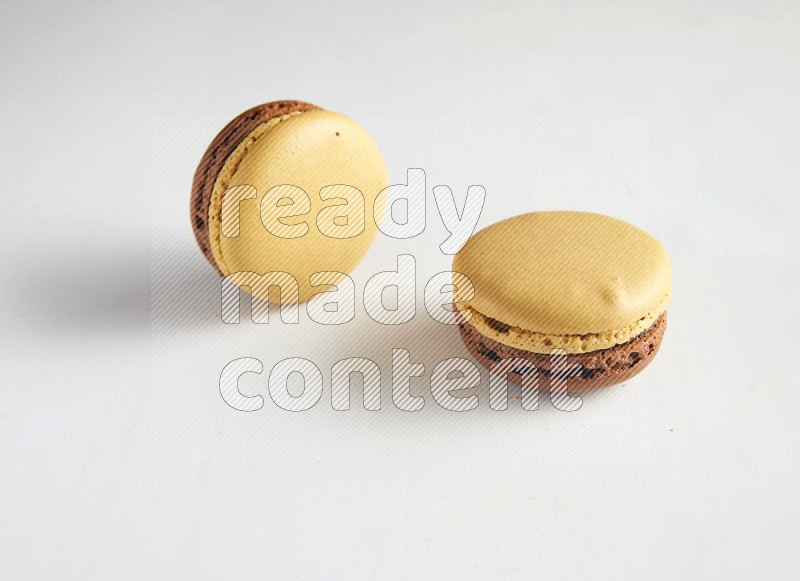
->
190 100 321 274
460 313 667 391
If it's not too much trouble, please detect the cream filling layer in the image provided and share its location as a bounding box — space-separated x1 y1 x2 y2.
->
207 111 305 275
460 288 671 355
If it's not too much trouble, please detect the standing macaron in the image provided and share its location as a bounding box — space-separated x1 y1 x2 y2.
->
191 100 388 303
453 211 671 390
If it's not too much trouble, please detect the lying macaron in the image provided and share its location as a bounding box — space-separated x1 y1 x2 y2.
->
453 211 671 390
191 100 388 303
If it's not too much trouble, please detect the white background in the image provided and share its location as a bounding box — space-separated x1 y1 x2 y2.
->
2 1 799 579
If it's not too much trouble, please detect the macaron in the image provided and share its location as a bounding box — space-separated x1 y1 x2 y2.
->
191 100 388 303
452 211 671 390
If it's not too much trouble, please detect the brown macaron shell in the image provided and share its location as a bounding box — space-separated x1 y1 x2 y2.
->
460 313 667 391
190 100 321 274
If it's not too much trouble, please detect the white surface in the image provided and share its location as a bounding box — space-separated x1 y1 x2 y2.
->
2 1 799 579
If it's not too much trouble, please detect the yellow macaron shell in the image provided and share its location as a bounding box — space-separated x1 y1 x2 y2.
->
209 110 388 303
453 211 671 349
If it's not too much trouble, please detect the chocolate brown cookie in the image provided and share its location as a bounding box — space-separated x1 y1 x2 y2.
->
460 313 666 391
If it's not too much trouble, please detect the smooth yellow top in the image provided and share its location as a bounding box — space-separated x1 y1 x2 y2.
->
208 110 388 303
452 212 672 338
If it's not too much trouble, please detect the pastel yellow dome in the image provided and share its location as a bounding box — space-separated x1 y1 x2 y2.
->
452 211 671 354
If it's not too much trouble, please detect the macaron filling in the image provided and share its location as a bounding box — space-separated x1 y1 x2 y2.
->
458 287 671 355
